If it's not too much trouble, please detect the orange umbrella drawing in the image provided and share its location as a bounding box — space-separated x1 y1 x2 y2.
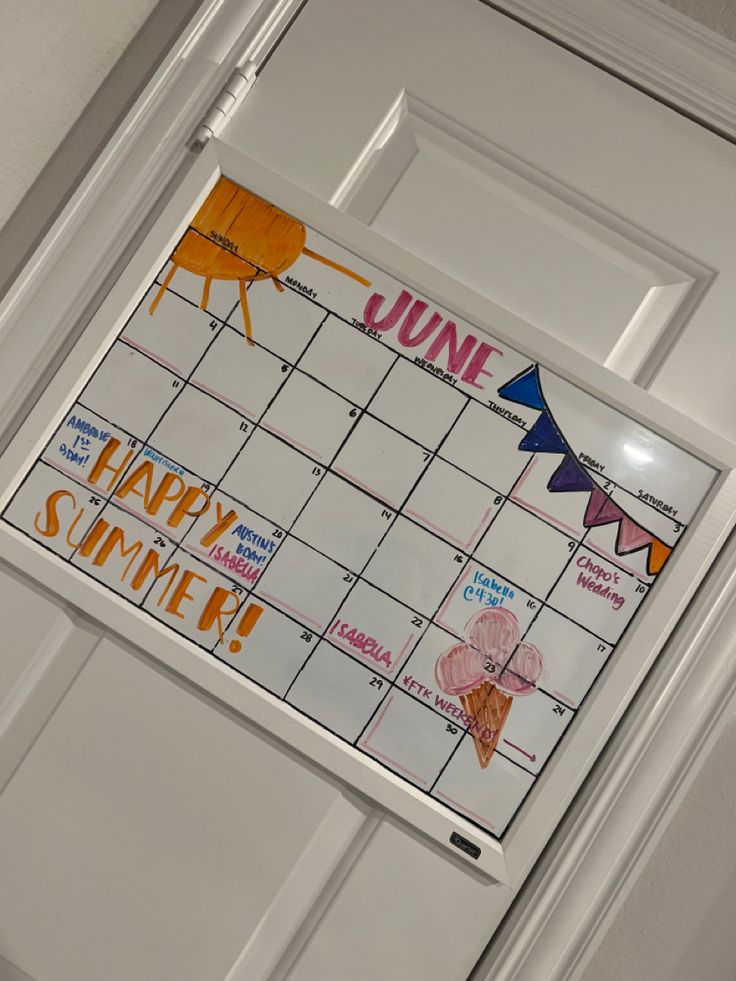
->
149 177 371 345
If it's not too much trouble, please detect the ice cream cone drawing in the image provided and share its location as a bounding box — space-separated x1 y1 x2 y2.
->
150 177 371 345
435 608 544 768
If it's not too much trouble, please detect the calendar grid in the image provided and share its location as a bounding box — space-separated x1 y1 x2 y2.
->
3 206 709 842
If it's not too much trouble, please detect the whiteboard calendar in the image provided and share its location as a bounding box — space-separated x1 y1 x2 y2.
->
1 176 717 840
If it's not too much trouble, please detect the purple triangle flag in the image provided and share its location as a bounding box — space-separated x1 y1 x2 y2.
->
519 411 568 454
547 454 595 493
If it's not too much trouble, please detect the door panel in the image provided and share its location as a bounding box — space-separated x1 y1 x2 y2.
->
0 567 67 701
0 637 340 981
228 0 735 410
2 1 736 979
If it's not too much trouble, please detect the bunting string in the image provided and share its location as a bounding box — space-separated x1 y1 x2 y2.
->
497 366 672 577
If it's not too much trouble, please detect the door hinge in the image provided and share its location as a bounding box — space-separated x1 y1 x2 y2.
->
188 60 257 153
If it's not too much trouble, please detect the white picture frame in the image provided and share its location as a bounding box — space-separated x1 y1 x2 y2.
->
1 139 734 884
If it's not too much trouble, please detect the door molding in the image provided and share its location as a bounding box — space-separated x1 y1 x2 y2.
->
472 531 736 981
1 2 735 980
489 0 736 140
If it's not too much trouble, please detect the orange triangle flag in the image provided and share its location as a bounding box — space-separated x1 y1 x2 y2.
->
647 538 672 576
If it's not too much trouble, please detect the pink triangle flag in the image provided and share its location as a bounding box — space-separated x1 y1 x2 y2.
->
616 516 652 555
583 487 625 528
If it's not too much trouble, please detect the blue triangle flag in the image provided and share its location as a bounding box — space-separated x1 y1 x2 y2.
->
547 454 594 492
519 411 568 454
497 366 545 410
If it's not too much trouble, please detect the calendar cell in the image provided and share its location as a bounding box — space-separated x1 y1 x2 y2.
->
432 738 534 835
72 501 178 603
369 358 465 450
254 536 352 631
523 607 611 708
359 688 463 788
154 260 239 323
292 473 391 572
286 641 387 740
246 279 324 362
396 624 467 719
42 404 136 490
404 457 502 551
509 453 588 538
221 428 321 528
474 502 576 599
3 461 104 560
180 489 282 587
298 315 394 405
191 325 288 420
440 400 527 494
435 559 537 639
326 580 425 678
332 415 428 509
496 687 573 774
260 370 356 462
363 517 462 617
81 341 177 441
143 552 246 649
107 447 203 544
122 285 217 377
547 546 647 644
148 384 248 484
219 601 317 697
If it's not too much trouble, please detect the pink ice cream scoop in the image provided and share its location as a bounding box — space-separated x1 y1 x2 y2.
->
496 641 544 696
465 607 520 663
434 643 486 695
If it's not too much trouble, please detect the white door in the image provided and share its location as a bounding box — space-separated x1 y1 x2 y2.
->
1 2 735 980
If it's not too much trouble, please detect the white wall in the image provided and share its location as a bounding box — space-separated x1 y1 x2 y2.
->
1 2 735 980
659 0 736 40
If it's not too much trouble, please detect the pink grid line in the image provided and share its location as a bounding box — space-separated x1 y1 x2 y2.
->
466 507 494 549
113 501 174 539
42 458 97 491
361 696 393 744
185 545 215 562
433 790 495 831
190 380 256 419
364 746 428 785
121 338 182 375
509 456 537 496
510 495 581 538
258 591 322 629
261 423 322 459
584 540 651 581
403 509 466 548
333 468 397 508
404 504 494 552
435 572 467 630
550 690 575 704
393 632 417 670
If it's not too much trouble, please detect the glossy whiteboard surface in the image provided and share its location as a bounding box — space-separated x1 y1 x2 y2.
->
0 167 717 848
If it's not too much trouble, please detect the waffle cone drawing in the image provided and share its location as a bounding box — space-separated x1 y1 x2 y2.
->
460 681 513 769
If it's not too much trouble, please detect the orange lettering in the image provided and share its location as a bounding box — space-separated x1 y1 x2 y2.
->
197 586 241 642
34 489 76 538
88 438 135 492
164 568 206 618
199 500 237 548
167 486 210 528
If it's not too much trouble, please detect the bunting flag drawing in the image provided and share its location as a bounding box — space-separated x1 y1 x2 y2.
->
498 365 672 577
